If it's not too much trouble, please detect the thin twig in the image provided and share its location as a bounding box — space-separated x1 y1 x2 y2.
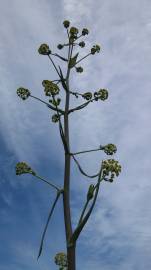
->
37 190 63 259
71 148 101 156
30 95 64 114
48 55 61 78
70 163 103 244
72 155 99 179
68 98 95 114
34 174 61 191
75 53 91 65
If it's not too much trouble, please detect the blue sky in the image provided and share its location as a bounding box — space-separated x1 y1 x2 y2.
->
0 0 151 269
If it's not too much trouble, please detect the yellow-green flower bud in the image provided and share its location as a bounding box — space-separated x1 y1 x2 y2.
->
103 144 117 155
54 252 67 267
102 159 121 182
42 80 60 96
50 98 61 106
79 41 85 48
15 162 35 175
70 27 79 36
76 66 83 73
52 114 60 123
17 87 30 100
57 44 64 50
82 92 92 100
82 28 89 35
63 20 70 28
87 184 95 201
38 44 51 55
91 44 101 55
94 89 108 101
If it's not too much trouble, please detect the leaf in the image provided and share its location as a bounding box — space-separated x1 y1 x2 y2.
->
58 66 68 91
69 52 79 68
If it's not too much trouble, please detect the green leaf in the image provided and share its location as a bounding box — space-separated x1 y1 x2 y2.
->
69 52 79 68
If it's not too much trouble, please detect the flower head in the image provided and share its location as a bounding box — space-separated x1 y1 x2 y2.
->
102 159 121 182
57 44 64 50
79 41 85 48
94 89 108 101
17 87 30 100
76 66 83 73
91 44 101 55
102 144 117 155
15 162 35 175
82 28 89 35
70 27 79 36
42 80 60 96
54 252 67 268
63 20 70 28
52 114 60 123
82 92 92 100
38 44 51 55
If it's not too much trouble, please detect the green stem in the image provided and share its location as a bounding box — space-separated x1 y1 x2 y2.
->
37 190 62 259
70 164 103 244
75 52 91 65
78 200 89 226
48 55 61 78
71 148 101 156
30 95 64 114
34 174 61 191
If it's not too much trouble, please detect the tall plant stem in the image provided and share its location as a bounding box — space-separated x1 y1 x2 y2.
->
63 42 76 269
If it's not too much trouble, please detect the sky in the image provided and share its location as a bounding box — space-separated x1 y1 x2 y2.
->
0 0 151 269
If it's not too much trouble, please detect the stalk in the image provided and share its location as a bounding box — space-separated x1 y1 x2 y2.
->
63 42 76 269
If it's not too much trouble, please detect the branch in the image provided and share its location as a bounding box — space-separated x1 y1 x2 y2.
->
58 66 68 92
33 174 61 191
51 53 68 62
75 52 91 65
78 200 89 226
52 95 69 153
48 55 61 78
68 98 95 114
37 190 63 259
71 147 101 156
71 155 99 179
70 163 103 244
30 95 64 114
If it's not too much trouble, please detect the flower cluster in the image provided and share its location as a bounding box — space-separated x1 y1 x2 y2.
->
76 66 83 73
54 252 68 269
94 89 108 101
42 80 60 96
102 144 117 155
79 41 85 48
52 114 60 123
82 92 93 100
38 44 51 55
16 87 30 100
57 44 64 50
15 162 35 175
102 159 121 182
69 26 79 42
63 20 70 28
91 44 101 54
82 28 89 35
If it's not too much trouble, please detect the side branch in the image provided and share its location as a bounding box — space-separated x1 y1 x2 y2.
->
30 95 64 114
71 155 99 179
37 190 63 259
70 164 103 244
68 98 95 114
33 174 61 191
